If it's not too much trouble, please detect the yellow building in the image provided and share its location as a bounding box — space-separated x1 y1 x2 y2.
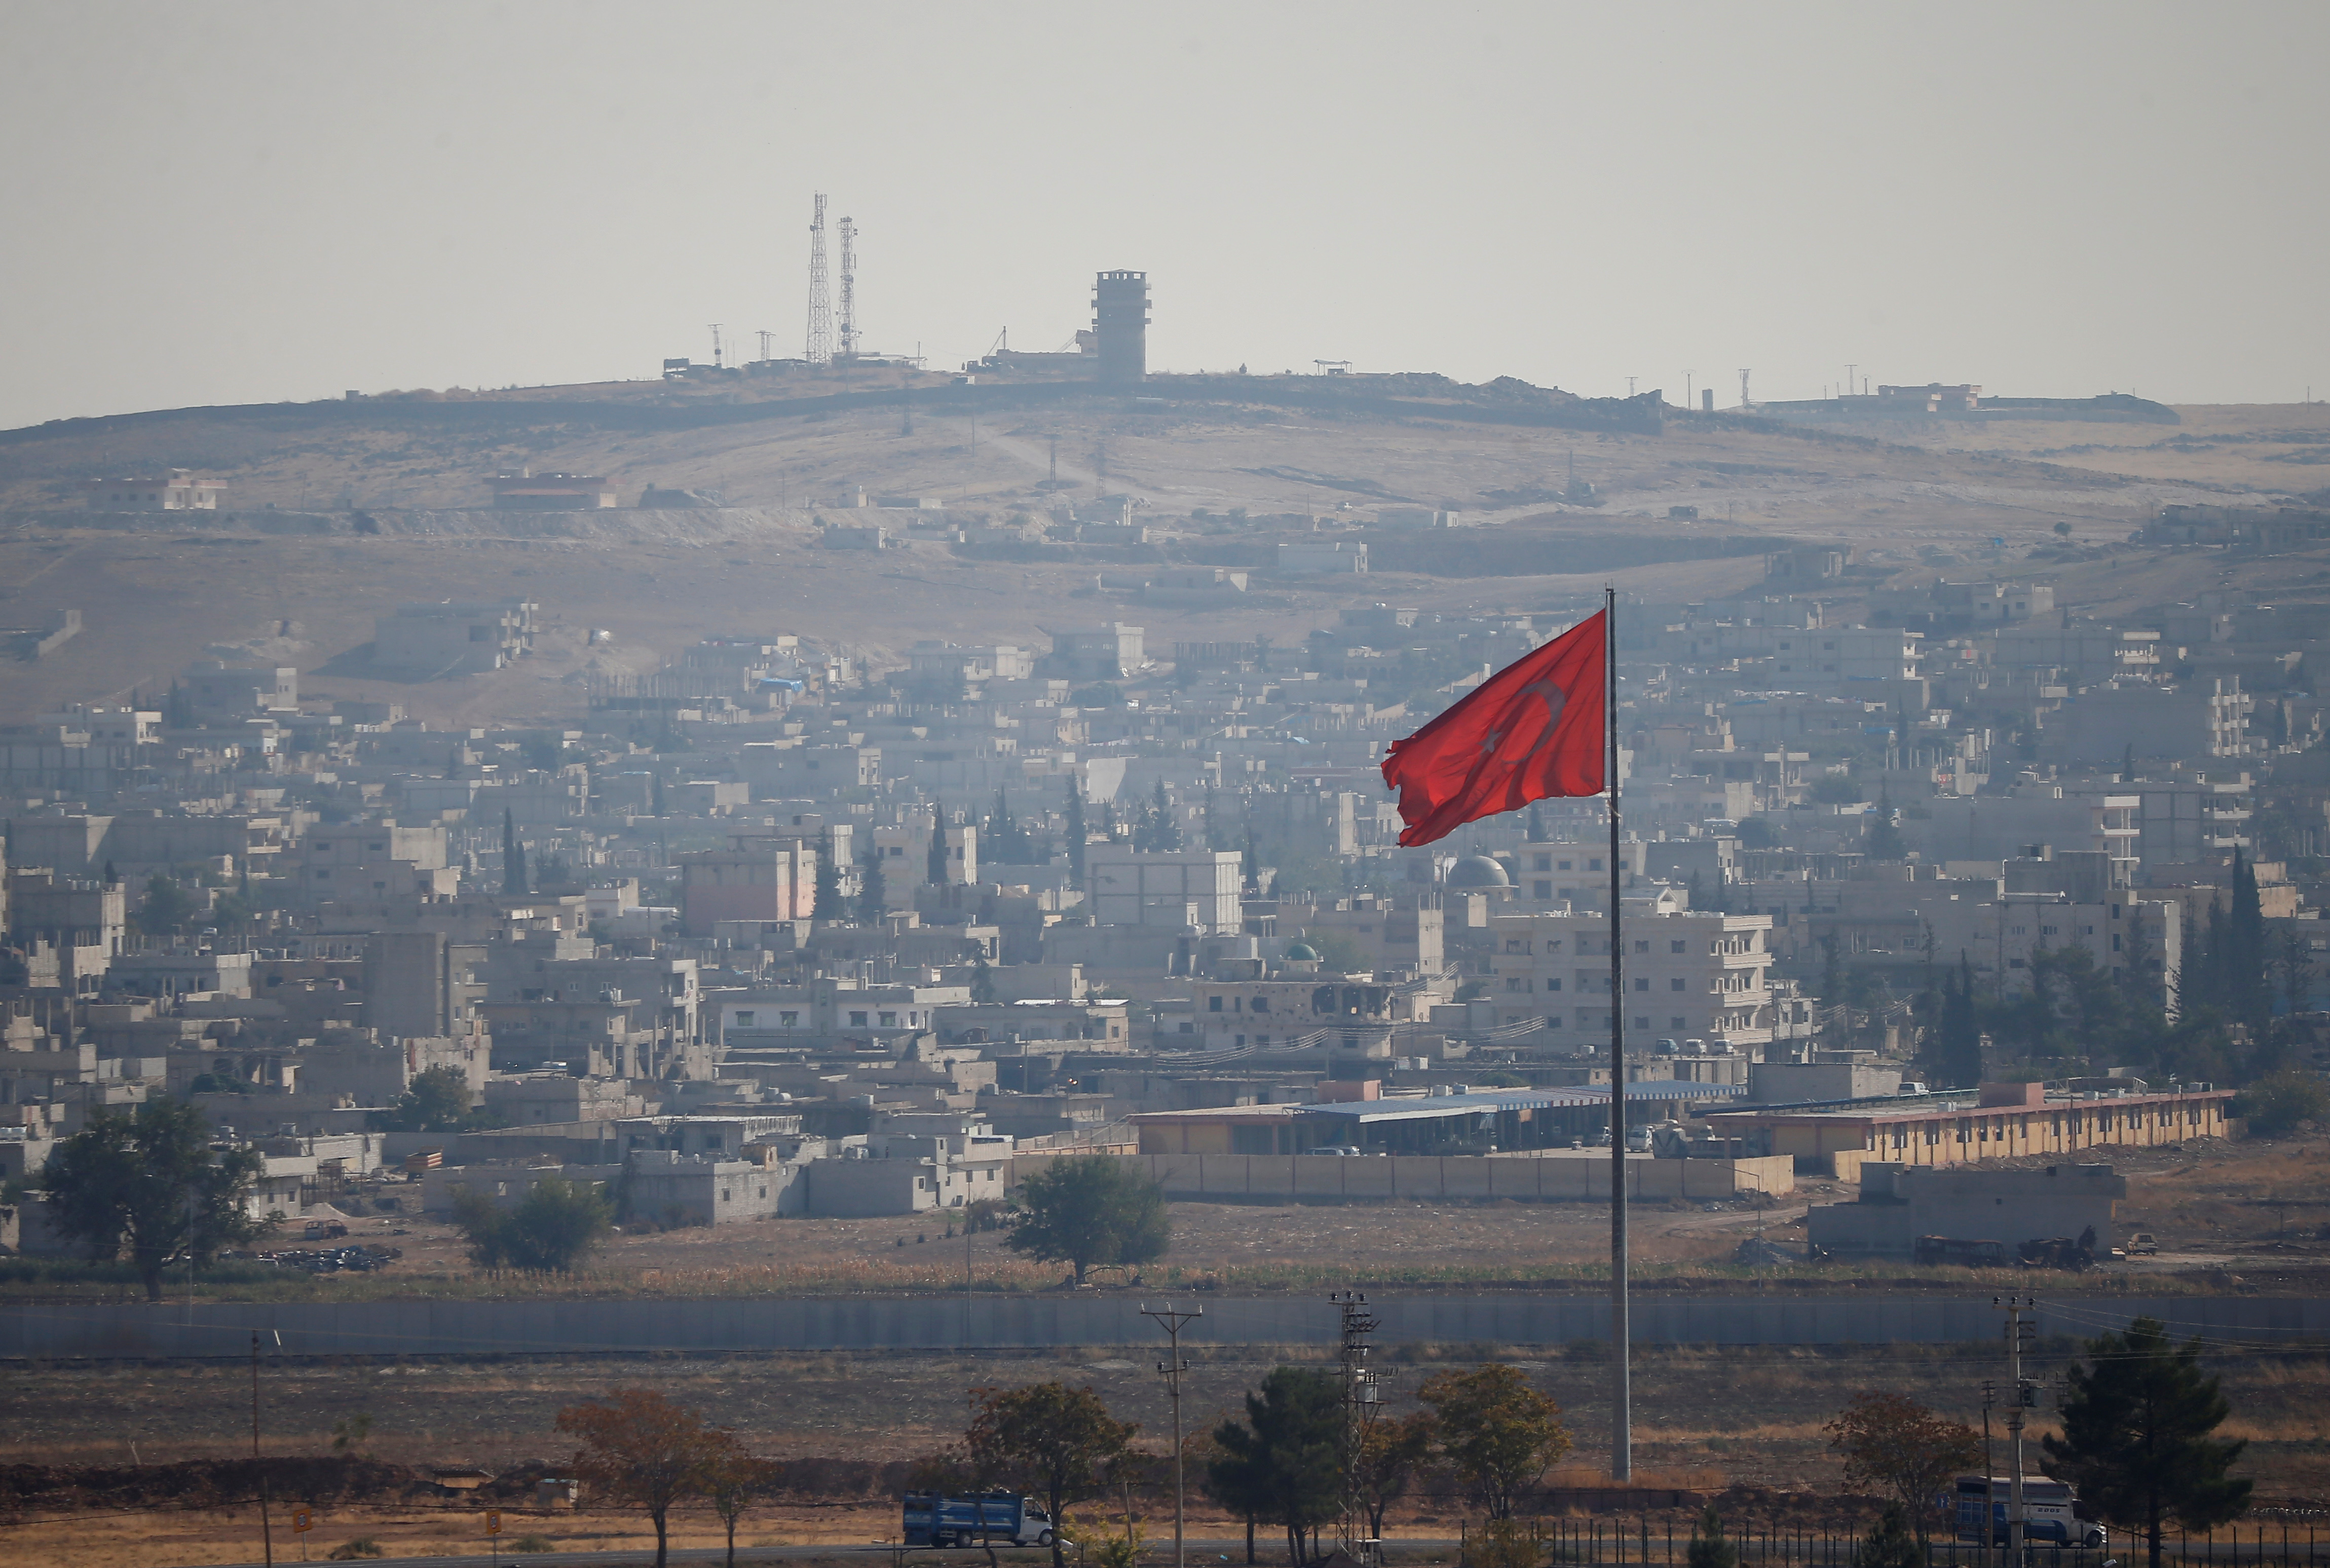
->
1704 1080 2232 1174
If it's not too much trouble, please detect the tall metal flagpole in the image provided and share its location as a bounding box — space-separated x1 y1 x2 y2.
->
1606 583 1630 1482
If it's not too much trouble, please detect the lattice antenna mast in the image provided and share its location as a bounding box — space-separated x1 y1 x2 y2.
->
837 216 858 360
806 194 832 366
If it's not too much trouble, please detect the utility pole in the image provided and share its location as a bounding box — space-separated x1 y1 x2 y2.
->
1979 1378 1997 1552
1330 1291 1380 1563
1999 1295 2036 1568
1140 1302 1204 1568
252 1331 275 1568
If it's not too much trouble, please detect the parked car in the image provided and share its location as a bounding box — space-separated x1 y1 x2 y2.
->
2127 1233 2159 1255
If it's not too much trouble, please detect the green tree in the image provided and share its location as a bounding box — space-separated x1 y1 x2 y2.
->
965 1383 1137 1568
1857 1505 1921 1568
1208 1367 1343 1566
383 1064 474 1132
1355 1409 1436 1541
450 1177 614 1272
697 1433 777 1568
137 873 195 935
1822 1390 1981 1542
1065 773 1086 882
1005 1156 1170 1285
814 830 846 919
557 1389 723 1568
40 1098 272 1301
1417 1363 1571 1521
2232 1069 2330 1133
502 807 529 896
1865 788 1907 861
2042 1316 2252 1568
928 808 952 886
331 1413 375 1456
1686 1507 1738 1568
856 831 887 924
970 953 998 1006
985 789 1039 864
1923 957 1985 1090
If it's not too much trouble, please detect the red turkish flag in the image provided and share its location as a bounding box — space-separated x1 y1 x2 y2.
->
1379 608 1607 847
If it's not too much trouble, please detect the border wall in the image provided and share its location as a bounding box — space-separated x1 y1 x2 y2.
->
1 1294 2319 1361
1012 1152 1795 1203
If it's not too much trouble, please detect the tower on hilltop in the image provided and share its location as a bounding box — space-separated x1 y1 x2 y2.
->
1093 270 1148 386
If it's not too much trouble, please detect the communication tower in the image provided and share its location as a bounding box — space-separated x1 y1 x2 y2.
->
1739 369 1752 410
806 194 833 366
838 216 858 360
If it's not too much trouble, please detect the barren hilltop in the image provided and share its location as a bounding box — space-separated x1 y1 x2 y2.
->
0 369 2325 726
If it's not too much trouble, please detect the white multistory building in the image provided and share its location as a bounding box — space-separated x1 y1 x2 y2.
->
1487 903 1778 1051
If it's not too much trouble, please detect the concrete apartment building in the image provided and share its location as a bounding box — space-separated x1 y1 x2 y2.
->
1041 624 1145 682
82 470 226 509
184 660 297 723
1085 846 1243 933
485 472 617 508
373 600 539 677
719 979 971 1048
1189 975 1418 1052
1488 905 1779 1050
678 832 819 934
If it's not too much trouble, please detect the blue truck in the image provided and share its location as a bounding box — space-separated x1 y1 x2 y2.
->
902 1491 1058 1549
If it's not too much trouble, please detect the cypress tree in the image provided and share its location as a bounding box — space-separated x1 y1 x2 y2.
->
1065 772 1086 881
856 830 887 924
813 830 845 919
2230 847 2266 1015
502 807 528 896
927 807 951 887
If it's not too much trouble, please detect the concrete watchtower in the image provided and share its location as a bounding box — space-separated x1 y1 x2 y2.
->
1093 270 1149 386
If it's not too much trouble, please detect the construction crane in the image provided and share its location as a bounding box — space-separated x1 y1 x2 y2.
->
838 216 858 361
806 194 832 366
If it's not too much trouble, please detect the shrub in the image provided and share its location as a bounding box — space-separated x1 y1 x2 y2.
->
2231 1070 2329 1134
508 1534 556 1553
328 1538 385 1560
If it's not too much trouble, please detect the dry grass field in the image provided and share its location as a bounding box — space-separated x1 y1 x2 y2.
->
1 381 2318 729
2 1337 2322 1566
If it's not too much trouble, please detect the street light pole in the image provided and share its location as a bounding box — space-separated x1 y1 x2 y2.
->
1139 1302 1202 1568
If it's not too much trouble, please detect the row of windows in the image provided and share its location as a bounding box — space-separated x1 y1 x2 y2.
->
1527 854 1605 873
728 1009 924 1029
1877 1102 2221 1149
1499 937 1758 957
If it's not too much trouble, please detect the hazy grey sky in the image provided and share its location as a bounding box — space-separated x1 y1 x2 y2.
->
4 1 2323 430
